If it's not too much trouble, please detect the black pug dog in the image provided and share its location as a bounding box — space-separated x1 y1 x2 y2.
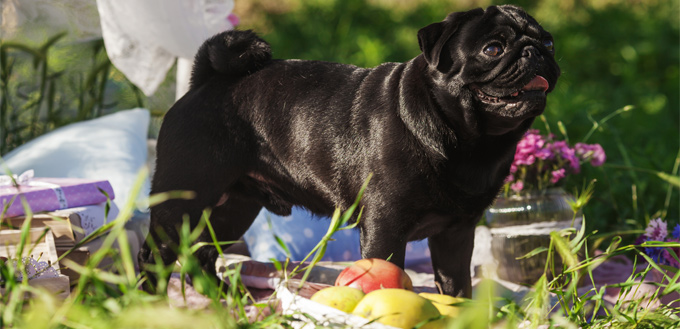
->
139 5 560 297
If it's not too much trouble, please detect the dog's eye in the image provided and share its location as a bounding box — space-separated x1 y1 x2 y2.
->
483 44 503 57
543 39 554 52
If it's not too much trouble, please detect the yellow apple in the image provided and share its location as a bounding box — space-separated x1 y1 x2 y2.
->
419 292 464 318
310 286 365 313
352 288 445 329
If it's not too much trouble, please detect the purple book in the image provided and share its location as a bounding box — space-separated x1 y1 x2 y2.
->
0 178 115 218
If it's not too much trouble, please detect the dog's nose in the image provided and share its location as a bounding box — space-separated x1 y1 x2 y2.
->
522 47 540 58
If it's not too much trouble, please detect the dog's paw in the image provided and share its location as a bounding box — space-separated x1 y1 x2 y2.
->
137 240 180 293
137 243 161 292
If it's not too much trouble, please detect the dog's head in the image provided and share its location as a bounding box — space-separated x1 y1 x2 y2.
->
418 5 560 136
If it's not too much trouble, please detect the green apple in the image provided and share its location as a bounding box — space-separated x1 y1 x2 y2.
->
352 288 445 329
310 286 365 313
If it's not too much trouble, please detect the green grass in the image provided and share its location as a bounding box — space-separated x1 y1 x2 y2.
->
0 32 145 155
0 171 678 328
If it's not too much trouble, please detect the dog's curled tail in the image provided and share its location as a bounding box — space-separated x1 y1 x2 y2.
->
191 30 272 88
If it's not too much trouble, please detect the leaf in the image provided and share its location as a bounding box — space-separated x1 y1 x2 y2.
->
605 236 622 255
524 274 550 327
604 164 680 188
550 231 579 269
557 121 569 143
636 251 673 282
38 31 67 53
340 173 372 226
517 247 549 259
655 171 680 188
147 190 196 207
273 234 291 258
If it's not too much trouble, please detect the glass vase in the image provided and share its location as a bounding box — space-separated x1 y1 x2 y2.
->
484 188 582 285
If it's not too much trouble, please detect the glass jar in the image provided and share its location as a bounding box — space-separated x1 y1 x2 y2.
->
485 188 582 285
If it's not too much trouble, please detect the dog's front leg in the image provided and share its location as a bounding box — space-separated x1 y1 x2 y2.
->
428 223 476 297
358 214 408 269
139 196 213 292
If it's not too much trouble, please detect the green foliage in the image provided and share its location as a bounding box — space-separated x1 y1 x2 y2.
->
512 0 680 234
512 183 680 328
253 0 469 67
0 35 144 155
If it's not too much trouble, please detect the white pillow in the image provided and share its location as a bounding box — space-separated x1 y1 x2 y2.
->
1 109 150 210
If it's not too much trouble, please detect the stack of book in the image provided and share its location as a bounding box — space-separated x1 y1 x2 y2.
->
0 228 70 298
0 173 142 293
6 203 122 281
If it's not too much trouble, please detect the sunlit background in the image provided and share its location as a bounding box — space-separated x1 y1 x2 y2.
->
2 0 678 242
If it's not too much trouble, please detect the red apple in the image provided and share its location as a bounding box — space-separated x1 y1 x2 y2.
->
335 258 413 293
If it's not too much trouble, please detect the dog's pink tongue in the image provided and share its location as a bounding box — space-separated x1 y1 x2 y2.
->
522 75 550 92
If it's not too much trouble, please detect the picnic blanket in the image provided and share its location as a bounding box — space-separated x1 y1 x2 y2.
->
166 253 679 322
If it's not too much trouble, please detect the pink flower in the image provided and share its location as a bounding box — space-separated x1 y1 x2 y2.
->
645 218 668 241
516 154 536 166
535 148 552 160
505 129 607 194
574 142 589 156
227 13 240 27
511 180 524 192
591 146 605 166
552 141 580 172
550 168 566 184
575 143 606 166
515 131 544 157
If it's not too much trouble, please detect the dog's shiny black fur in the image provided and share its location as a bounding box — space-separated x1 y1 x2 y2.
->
139 5 560 297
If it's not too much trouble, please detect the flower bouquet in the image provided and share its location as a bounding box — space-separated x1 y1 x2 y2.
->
503 129 606 195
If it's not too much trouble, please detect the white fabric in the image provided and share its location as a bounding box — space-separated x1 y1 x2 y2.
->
1 109 151 211
2 0 102 40
96 0 235 96
175 58 195 100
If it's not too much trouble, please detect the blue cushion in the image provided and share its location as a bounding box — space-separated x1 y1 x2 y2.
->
244 206 431 266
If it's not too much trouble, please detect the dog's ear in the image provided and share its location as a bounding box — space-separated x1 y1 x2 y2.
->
418 9 483 72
